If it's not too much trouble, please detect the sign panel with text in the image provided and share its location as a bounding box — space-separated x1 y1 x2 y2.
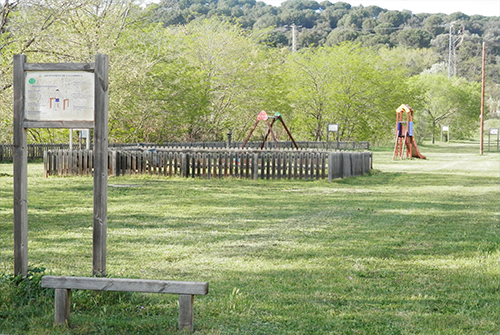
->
25 71 94 122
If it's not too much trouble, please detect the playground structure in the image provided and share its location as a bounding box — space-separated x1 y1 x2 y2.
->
393 104 426 160
242 110 298 150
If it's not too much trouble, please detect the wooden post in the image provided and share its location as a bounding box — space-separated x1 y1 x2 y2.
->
252 153 259 180
179 294 195 332
54 289 71 325
342 152 351 179
110 150 117 177
480 42 486 155
92 54 109 277
328 153 333 182
13 54 28 277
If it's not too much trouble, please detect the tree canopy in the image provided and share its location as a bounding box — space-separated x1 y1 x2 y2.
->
0 0 497 144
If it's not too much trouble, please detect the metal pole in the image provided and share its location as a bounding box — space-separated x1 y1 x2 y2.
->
480 42 486 155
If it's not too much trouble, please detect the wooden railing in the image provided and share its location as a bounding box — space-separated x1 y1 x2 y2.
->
43 148 372 181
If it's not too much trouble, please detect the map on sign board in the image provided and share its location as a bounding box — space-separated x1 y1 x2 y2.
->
25 71 94 121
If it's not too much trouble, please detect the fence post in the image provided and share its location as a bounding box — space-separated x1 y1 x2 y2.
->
181 153 188 178
109 150 116 177
328 153 333 182
361 152 369 175
252 153 259 180
342 152 352 179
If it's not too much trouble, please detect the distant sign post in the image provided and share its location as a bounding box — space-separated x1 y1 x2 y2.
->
327 123 340 149
441 125 450 142
13 55 108 277
489 128 499 151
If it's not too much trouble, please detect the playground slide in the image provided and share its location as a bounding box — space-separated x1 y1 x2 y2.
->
406 138 426 159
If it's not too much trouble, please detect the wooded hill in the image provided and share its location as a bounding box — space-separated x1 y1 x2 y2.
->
151 0 500 83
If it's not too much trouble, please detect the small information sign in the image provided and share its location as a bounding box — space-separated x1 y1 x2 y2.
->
490 128 499 135
442 126 449 132
328 124 339 132
25 71 94 122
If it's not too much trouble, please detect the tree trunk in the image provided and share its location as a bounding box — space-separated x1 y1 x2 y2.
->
432 119 436 144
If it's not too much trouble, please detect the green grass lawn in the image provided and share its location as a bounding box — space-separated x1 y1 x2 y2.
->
1 142 499 334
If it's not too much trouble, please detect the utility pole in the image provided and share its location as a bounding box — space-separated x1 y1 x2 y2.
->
480 42 486 155
292 24 297 53
448 22 464 78
448 23 454 78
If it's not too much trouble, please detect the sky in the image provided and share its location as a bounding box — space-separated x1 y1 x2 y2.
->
262 0 500 17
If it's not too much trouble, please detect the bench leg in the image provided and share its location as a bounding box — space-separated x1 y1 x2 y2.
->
54 288 71 325
178 294 194 332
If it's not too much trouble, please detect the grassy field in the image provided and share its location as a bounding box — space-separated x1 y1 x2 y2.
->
0 142 499 334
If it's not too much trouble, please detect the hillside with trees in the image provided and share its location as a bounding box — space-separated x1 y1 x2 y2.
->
0 0 496 144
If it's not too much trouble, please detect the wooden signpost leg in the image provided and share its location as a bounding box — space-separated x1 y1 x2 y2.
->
13 54 28 277
92 54 109 277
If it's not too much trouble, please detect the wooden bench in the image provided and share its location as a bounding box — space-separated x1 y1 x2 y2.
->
41 276 209 332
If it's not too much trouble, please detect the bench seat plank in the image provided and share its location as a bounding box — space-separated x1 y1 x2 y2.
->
42 276 208 295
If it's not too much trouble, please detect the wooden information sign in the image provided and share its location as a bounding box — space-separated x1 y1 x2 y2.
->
13 55 108 277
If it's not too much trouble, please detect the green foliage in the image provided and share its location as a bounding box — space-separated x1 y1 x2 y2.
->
409 74 481 142
150 0 500 87
0 267 53 333
3 267 49 305
378 47 440 77
285 43 408 142
1 0 498 145
133 19 287 143
397 28 433 48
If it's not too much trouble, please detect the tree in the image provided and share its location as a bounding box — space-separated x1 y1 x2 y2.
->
409 74 481 143
284 42 408 142
378 10 411 28
140 18 287 143
0 0 149 143
378 46 440 77
0 0 79 143
397 28 432 49
423 14 445 37
297 25 329 47
325 28 359 46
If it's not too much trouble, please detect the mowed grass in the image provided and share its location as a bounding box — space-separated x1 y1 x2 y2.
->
0 142 499 334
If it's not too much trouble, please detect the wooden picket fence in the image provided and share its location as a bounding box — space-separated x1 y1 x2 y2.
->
0 141 369 162
0 143 73 162
44 148 372 181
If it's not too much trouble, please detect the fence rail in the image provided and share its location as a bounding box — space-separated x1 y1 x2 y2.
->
0 141 370 162
0 143 73 162
43 148 372 181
